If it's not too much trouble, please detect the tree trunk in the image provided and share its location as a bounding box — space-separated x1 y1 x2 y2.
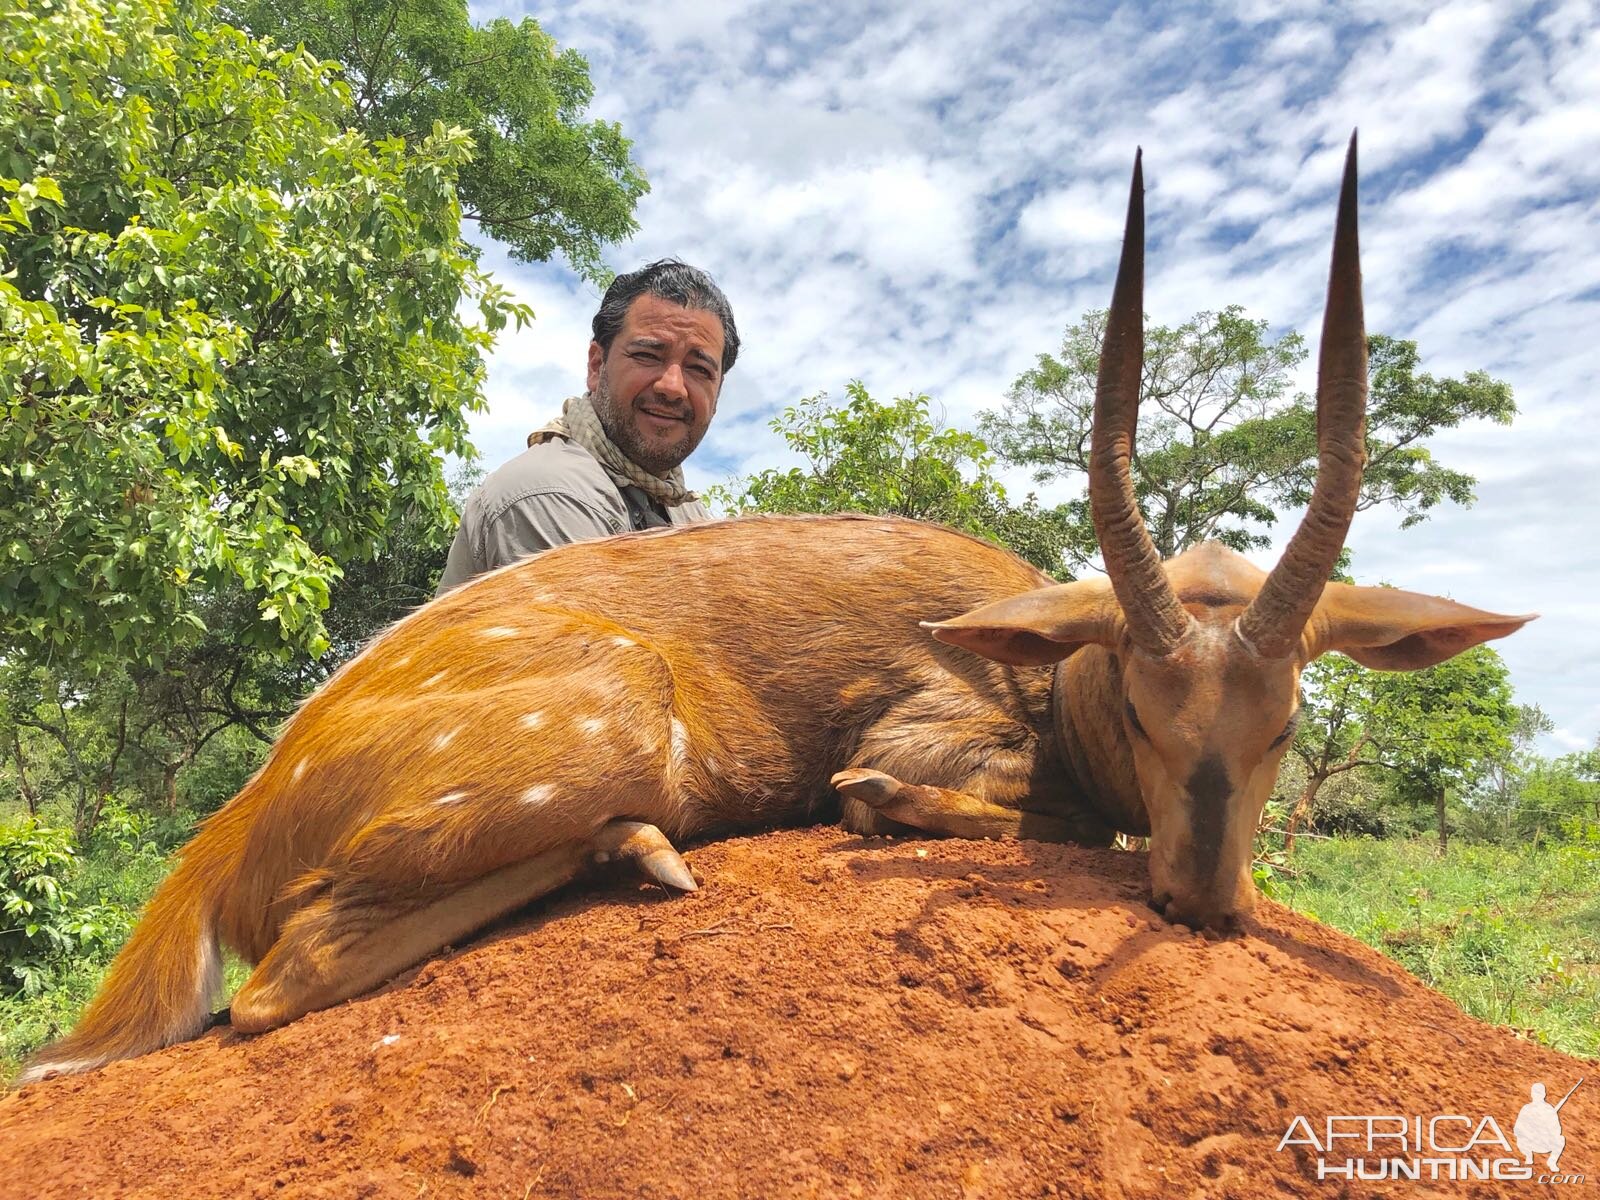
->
76 699 129 842
162 762 180 815
1283 774 1328 857
10 730 39 816
1435 785 1448 854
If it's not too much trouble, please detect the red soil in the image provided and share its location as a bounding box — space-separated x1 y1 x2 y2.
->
2 828 1594 1199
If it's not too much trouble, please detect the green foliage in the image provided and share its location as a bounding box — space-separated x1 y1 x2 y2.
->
1292 653 1376 773
0 0 531 671
710 383 1080 577
224 0 648 281
1282 837 1600 1057
1276 646 1526 850
1370 645 1517 844
0 819 125 996
715 383 1004 521
0 953 106 1074
0 812 176 1072
979 308 1515 563
0 660 137 838
1283 335 1515 525
1 653 274 843
1481 747 1600 845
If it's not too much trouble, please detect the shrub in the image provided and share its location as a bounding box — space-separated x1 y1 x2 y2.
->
0 819 124 996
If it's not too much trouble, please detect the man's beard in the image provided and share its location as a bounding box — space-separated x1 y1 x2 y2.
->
592 371 705 476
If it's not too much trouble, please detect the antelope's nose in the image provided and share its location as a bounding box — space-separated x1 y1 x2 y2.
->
1149 873 1255 932
1151 891 1242 933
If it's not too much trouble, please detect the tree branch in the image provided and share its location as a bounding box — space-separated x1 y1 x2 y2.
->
9 729 39 815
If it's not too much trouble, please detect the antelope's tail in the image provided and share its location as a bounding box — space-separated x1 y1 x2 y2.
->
16 844 228 1086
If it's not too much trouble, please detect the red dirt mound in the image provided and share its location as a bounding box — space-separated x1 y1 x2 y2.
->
2 828 1594 1199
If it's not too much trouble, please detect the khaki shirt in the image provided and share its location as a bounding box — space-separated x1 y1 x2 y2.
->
436 437 711 594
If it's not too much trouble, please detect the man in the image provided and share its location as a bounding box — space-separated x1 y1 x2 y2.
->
437 259 738 593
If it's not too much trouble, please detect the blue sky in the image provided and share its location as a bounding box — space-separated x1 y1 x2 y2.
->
461 0 1600 753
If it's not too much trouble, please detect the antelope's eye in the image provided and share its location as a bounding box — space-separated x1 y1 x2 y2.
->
1270 710 1302 749
1124 701 1147 739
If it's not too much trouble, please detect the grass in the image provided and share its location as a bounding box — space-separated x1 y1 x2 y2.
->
1275 836 1600 1059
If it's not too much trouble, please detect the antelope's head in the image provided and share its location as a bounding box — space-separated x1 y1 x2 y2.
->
927 137 1534 929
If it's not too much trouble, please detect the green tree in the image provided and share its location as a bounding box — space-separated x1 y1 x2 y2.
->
1280 644 1524 853
0 463 481 841
0 0 530 671
222 0 648 281
1279 653 1385 854
1370 646 1518 852
1467 704 1554 842
979 309 1515 566
1470 716 1600 844
0 663 136 840
710 383 1080 577
0 819 123 997
1513 750 1600 842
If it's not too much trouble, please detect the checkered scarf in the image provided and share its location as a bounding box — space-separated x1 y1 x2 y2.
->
528 391 697 506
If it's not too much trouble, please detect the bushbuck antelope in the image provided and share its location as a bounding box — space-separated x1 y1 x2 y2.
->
21 136 1533 1084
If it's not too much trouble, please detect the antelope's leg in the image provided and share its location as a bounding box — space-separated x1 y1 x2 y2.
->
230 820 690 1034
596 820 698 891
836 702 1071 839
833 769 1083 842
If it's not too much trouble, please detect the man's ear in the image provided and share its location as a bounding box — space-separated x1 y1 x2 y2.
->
923 579 1122 666
586 340 604 393
1311 582 1536 671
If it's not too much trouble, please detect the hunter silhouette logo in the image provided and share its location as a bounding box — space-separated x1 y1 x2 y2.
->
1515 1078 1582 1172
1276 1076 1587 1185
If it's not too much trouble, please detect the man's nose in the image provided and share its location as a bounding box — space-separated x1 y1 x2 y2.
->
655 362 688 402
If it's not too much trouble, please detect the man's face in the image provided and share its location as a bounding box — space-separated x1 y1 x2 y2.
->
587 294 725 475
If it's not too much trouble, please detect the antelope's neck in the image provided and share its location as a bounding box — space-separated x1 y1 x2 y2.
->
1052 648 1150 837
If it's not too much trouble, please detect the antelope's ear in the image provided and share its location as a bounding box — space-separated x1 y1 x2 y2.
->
922 580 1122 667
1312 582 1536 671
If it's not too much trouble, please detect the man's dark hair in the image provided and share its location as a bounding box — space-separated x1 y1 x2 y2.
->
592 259 740 375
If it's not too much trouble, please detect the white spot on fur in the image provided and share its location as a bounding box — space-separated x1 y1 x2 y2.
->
521 711 544 730
290 759 308 783
373 1034 401 1049
670 719 689 765
432 790 468 807
482 626 519 639
580 717 607 736
611 635 634 648
391 654 412 669
521 784 556 807
420 671 449 690
705 755 720 775
434 728 459 751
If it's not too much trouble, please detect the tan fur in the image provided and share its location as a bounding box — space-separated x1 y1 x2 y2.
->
929 541 1533 927
20 513 1532 1084
21 516 1104 1082
21 143 1538 1083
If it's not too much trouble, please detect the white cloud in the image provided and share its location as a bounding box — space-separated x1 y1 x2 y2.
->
461 0 1600 752
1018 183 1124 248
